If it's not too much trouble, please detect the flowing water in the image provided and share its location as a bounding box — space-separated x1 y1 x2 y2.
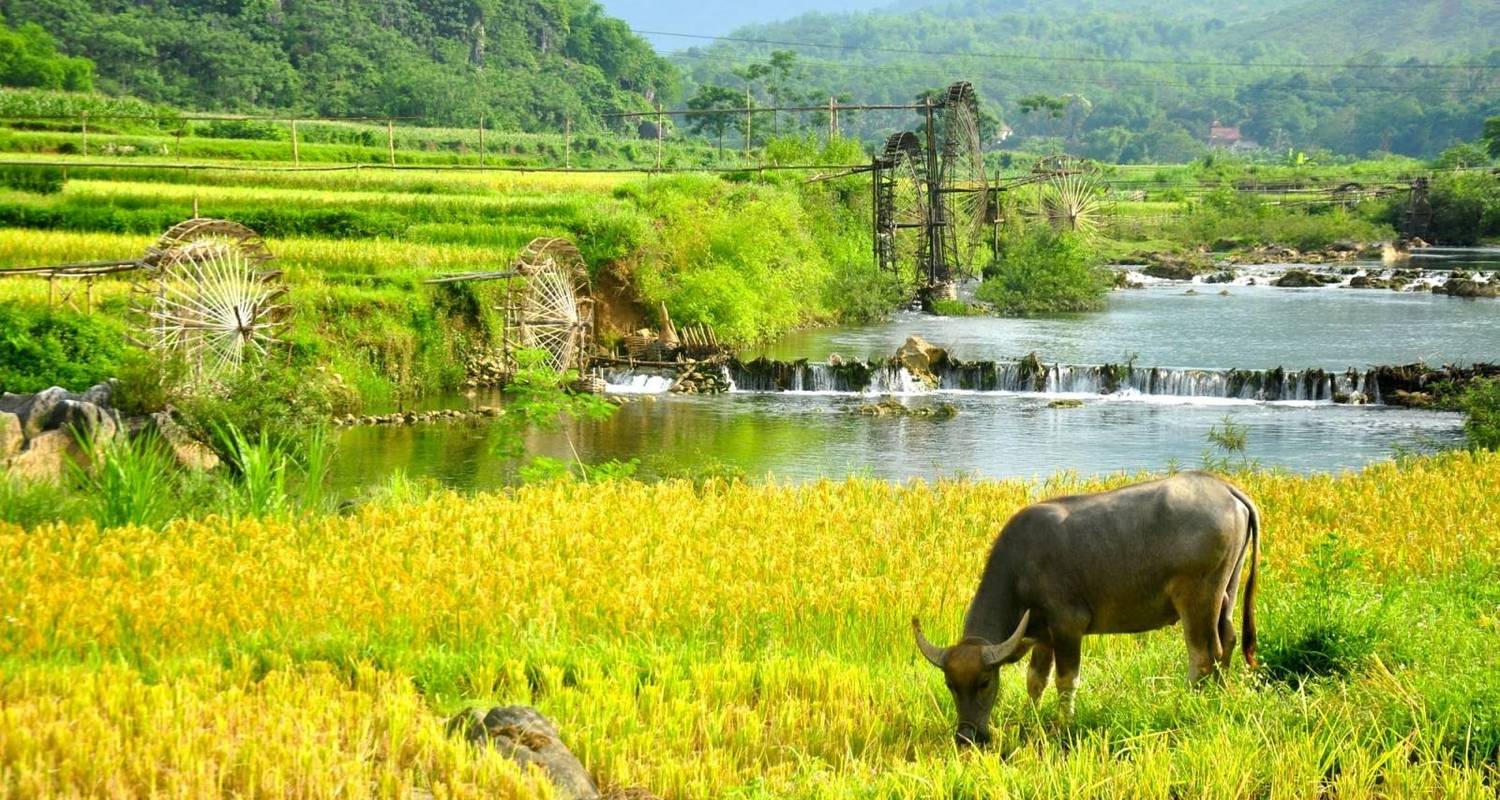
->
330 260 1498 493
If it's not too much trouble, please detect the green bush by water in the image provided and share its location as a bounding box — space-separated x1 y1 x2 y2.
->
977 226 1111 315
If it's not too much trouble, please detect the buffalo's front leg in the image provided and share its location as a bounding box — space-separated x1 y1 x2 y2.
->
1027 644 1054 704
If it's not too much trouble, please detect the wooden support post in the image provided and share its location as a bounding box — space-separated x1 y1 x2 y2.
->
81 112 88 157
387 119 396 166
291 119 300 165
655 103 663 169
478 116 485 168
48 275 56 307
175 126 183 159
564 116 571 169
744 86 752 157
828 96 836 145
85 277 94 312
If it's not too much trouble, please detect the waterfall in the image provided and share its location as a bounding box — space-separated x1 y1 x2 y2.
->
712 357 1385 404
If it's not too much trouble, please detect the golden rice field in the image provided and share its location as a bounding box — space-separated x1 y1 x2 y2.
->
3 454 1498 798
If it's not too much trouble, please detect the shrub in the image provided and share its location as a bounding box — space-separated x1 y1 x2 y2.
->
976 225 1110 315
1461 378 1500 451
0 304 126 394
69 431 178 529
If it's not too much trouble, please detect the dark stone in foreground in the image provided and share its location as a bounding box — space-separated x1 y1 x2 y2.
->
449 706 599 800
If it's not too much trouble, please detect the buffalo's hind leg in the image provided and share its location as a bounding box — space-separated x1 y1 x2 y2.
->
1217 590 1237 673
1177 590 1223 685
1027 644 1054 704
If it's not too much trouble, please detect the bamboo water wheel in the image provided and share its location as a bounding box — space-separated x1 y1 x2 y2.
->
129 219 287 383
875 131 928 281
936 81 990 282
502 237 595 374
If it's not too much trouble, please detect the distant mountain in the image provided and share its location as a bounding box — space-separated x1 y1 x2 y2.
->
677 0 1500 160
0 0 678 130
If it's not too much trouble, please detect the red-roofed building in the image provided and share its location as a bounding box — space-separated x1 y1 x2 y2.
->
1208 120 1241 147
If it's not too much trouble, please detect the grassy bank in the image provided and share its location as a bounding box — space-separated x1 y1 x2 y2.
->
2 453 1497 796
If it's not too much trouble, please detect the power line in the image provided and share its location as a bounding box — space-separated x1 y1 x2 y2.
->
637 28 1499 72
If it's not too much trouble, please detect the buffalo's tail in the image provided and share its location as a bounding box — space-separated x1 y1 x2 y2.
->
1227 484 1260 669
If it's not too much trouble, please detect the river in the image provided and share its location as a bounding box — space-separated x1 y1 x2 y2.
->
329 259 1497 494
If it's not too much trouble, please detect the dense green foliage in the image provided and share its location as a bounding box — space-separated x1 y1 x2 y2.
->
1462 378 1500 452
1422 171 1500 245
0 303 124 393
976 226 1110 315
624 170 896 342
0 0 677 130
0 19 90 90
681 0 1500 160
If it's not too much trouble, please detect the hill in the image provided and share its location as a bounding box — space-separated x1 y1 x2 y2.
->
677 0 1500 160
0 0 678 130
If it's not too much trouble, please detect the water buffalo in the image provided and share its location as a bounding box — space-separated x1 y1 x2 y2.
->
913 471 1260 747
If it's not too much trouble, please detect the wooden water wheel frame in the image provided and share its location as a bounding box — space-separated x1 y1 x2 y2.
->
502 237 595 374
936 81 990 283
874 131 929 283
129 219 287 384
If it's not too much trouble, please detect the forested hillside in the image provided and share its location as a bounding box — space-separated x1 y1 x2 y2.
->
678 0 1500 160
0 0 678 129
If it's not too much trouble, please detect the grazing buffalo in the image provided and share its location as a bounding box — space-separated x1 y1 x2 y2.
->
913 471 1260 747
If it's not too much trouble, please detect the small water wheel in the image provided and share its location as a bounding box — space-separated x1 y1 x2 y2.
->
130 218 287 382
503 237 594 374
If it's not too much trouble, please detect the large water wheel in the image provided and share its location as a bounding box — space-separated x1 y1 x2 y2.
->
874 131 928 283
935 80 990 284
130 219 287 383
503 237 595 374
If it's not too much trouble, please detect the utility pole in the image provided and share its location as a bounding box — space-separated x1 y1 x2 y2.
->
655 102 663 169
387 119 396 166
80 112 88 157
564 116 571 169
479 116 485 168
291 119 300 165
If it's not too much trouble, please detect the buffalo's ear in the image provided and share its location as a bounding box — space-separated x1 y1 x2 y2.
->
912 617 948 668
980 610 1031 668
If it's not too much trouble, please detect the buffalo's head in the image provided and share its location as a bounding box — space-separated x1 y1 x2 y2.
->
912 610 1030 747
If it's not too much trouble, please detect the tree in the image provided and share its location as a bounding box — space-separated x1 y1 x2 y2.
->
0 21 92 91
1484 116 1500 159
686 83 741 156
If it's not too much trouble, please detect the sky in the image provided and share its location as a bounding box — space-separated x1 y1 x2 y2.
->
599 0 898 50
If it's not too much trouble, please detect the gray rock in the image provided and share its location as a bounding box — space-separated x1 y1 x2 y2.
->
449 706 599 800
1 387 71 439
0 411 21 459
129 411 219 471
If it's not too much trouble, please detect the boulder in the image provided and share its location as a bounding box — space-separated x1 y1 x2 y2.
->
449 706 599 800
896 335 948 382
1274 269 1336 288
4 429 84 481
130 411 220 471
0 411 22 459
1443 279 1499 298
0 386 119 444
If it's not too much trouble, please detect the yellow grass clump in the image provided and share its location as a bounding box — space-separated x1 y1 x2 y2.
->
3 453 1498 797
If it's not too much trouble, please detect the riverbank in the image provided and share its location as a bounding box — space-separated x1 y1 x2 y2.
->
3 453 1497 796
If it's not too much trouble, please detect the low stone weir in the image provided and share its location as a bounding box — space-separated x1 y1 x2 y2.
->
722 357 1383 403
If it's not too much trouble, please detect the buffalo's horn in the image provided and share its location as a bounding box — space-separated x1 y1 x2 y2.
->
911 617 948 668
981 610 1032 668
